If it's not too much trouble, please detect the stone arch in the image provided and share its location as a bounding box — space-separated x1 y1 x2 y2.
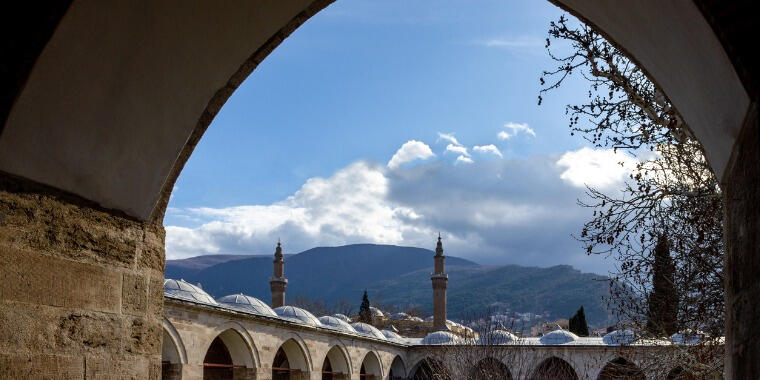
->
273 338 312 380
410 357 450 380
470 357 513 380
530 356 579 380
597 357 645 380
202 328 257 379
212 321 260 368
321 344 351 379
359 350 383 379
163 318 188 364
162 318 187 379
388 355 406 380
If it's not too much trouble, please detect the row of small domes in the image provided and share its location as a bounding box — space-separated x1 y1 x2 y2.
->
164 279 404 342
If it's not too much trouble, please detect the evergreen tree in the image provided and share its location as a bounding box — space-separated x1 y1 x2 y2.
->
569 306 589 336
646 234 679 336
358 290 372 324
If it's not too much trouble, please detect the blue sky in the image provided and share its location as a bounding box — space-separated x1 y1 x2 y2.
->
165 1 635 274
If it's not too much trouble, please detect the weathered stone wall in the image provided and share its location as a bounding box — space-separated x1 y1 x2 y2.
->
0 176 165 379
723 103 760 379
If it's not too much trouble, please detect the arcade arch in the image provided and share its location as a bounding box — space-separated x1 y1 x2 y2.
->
321 345 351 380
202 329 256 380
388 355 407 380
410 357 450 380
273 338 311 380
597 357 645 380
359 351 382 380
470 357 513 380
530 356 579 380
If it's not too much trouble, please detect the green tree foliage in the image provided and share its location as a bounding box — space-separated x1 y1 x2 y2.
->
646 235 679 336
569 306 589 336
358 290 372 323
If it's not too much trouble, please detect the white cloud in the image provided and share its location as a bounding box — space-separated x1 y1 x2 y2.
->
473 144 503 158
387 140 435 169
498 122 536 140
478 36 543 49
166 162 434 259
437 132 461 146
446 144 470 157
556 147 637 189
455 155 474 164
165 150 616 274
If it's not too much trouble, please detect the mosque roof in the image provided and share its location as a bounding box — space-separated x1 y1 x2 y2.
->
421 331 461 345
332 313 351 322
274 306 322 327
478 330 518 345
369 307 385 317
381 329 405 342
603 329 636 345
390 312 410 321
319 316 357 333
351 322 386 340
539 329 579 345
163 279 217 305
216 294 277 317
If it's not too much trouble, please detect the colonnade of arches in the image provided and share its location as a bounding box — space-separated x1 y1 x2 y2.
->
161 319 405 380
406 355 690 380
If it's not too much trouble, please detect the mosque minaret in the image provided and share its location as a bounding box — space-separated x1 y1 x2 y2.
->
269 241 288 308
431 234 448 330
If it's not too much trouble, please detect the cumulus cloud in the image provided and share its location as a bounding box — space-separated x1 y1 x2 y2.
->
556 147 637 189
455 155 474 164
387 140 435 169
446 144 470 157
437 132 461 146
166 148 620 274
473 144 503 158
498 122 536 140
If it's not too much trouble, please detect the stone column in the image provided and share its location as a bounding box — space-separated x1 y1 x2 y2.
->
0 176 165 378
723 104 760 379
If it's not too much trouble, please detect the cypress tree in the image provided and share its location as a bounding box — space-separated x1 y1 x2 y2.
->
569 306 590 336
358 290 372 324
646 234 679 336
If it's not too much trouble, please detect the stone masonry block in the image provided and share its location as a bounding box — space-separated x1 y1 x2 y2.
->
122 272 148 316
0 247 122 313
0 352 83 379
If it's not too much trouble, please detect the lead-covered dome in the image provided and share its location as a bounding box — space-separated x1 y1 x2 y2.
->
351 322 386 340
319 316 357 333
381 329 404 342
478 330 518 345
421 331 461 345
164 279 217 305
217 294 276 317
390 312 410 321
603 329 636 345
369 307 385 318
274 306 322 327
540 329 579 345
332 313 351 322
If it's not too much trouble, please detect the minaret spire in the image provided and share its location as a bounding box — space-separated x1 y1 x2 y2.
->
431 234 448 330
270 241 287 308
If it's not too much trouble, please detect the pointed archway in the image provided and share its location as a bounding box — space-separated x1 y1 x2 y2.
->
202 329 256 380
322 345 351 380
273 339 310 380
530 357 578 380
470 357 512 380
597 357 644 380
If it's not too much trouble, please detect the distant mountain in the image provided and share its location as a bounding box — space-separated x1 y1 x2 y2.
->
165 244 612 327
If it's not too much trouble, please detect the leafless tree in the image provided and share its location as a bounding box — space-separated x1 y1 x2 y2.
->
539 14 724 377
